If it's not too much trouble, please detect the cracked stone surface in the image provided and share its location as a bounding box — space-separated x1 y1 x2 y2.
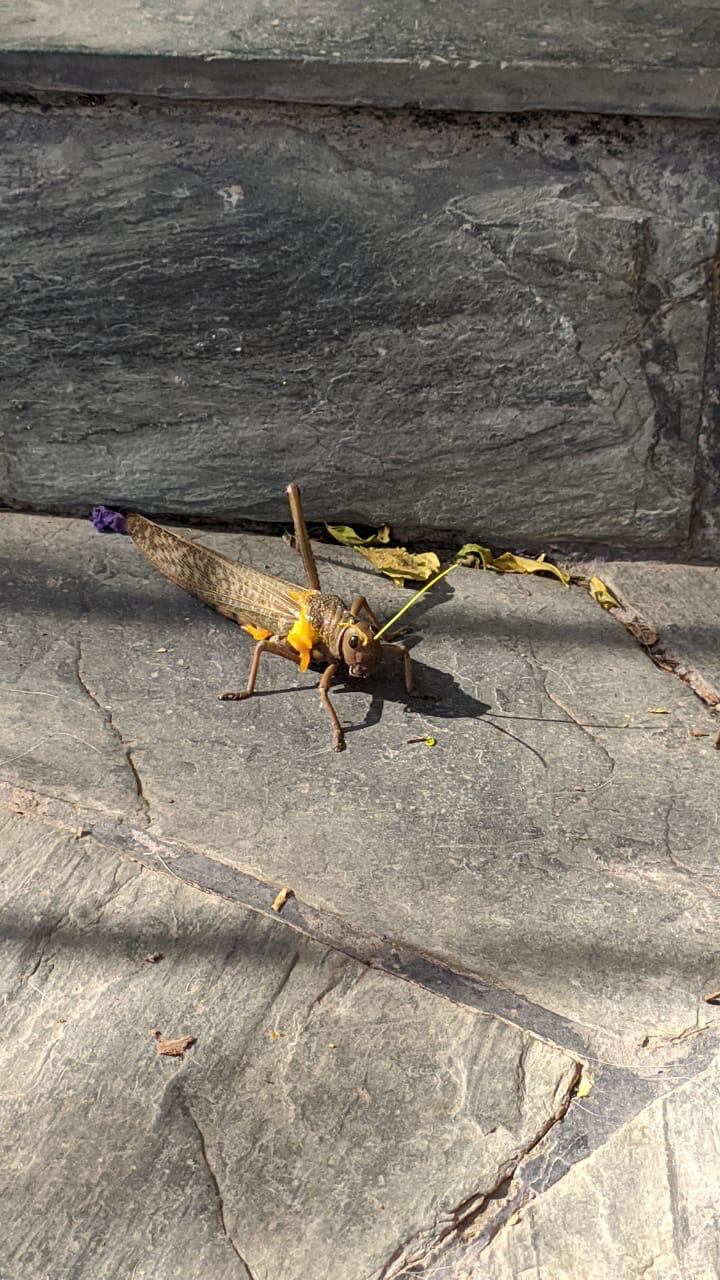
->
473 1050 720 1280
1 103 718 554
0 811 579 1280
0 0 717 116
3 514 720 1058
601 560 720 701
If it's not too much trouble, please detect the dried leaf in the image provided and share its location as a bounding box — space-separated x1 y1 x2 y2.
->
576 1071 593 1098
272 884 294 913
326 523 391 548
704 987 720 1004
623 616 659 647
647 707 669 715
588 576 620 610
357 546 440 587
491 551 571 586
456 542 494 569
152 1030 195 1057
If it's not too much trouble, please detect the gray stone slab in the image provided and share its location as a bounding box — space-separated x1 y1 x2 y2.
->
3 513 720 1056
600 560 720 700
1 104 718 554
0 810 578 1280
1 0 719 117
474 1049 720 1280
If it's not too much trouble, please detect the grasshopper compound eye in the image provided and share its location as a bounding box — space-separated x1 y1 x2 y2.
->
348 633 360 649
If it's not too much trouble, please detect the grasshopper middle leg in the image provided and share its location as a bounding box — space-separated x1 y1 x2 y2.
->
219 637 298 701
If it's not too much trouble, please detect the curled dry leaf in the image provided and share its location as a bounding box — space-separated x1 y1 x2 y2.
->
576 1070 593 1098
457 543 570 585
491 551 571 586
587 576 620 610
456 542 494 569
272 884 294 913
325 523 391 548
357 546 441 587
151 1030 196 1057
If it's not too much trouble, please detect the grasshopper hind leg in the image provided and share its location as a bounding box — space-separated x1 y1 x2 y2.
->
286 483 321 592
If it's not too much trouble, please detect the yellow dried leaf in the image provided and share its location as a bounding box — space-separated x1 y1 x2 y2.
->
326 523 391 547
356 546 441 586
588 576 620 610
456 542 494 569
272 885 294 913
647 707 669 715
576 1071 593 1098
491 551 571 586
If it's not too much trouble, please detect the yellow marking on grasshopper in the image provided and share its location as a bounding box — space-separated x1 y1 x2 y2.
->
243 624 273 642
286 608 320 672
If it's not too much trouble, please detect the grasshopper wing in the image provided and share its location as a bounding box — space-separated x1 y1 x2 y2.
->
126 513 312 636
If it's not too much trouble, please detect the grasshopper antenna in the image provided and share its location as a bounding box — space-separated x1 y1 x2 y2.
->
374 562 460 640
286 483 321 592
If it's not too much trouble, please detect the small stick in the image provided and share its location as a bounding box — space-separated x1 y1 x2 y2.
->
286 483 321 592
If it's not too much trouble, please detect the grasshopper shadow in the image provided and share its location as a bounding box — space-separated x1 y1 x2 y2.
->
245 643 490 728
332 642 491 734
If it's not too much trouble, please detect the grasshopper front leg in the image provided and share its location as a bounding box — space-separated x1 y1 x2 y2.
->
318 663 345 752
350 594 382 631
380 641 416 695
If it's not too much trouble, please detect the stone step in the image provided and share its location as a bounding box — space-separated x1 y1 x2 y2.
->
1 0 718 117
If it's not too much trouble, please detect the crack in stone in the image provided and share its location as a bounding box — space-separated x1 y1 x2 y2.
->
185 1104 257 1280
609 599 720 710
524 639 616 782
376 1060 582 1279
74 639 151 826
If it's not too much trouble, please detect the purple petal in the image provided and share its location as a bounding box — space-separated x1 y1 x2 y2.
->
90 505 127 534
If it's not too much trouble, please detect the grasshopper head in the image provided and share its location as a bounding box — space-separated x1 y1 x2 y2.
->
340 623 382 679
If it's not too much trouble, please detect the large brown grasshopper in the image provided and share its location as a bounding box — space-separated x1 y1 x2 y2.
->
91 485 428 751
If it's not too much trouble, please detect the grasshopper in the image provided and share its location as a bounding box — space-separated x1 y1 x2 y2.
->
91 485 424 751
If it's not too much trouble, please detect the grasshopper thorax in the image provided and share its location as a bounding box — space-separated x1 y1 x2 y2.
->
339 621 382 679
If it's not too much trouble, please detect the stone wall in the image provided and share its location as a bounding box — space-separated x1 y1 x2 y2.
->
1 3 718 556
